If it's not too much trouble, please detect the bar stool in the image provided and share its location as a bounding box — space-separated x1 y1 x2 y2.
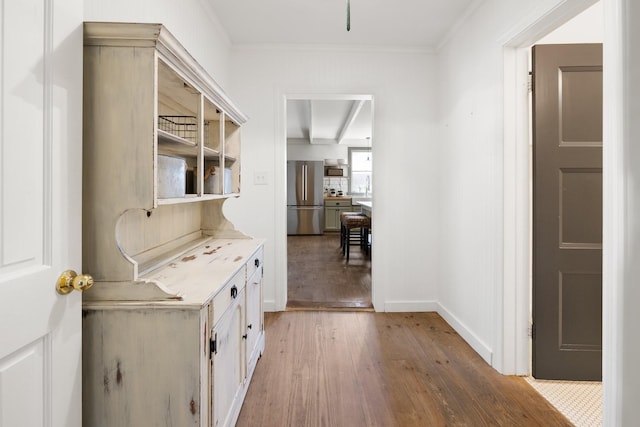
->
339 211 363 251
340 213 371 262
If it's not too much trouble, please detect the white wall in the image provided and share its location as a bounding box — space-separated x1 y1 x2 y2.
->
83 0 231 89
224 47 440 311
287 144 349 162
434 0 591 366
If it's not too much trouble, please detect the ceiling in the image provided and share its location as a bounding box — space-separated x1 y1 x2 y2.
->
209 0 478 145
209 0 477 48
287 97 372 145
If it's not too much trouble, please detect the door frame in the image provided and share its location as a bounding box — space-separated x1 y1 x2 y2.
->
500 0 600 376
275 93 376 311
501 0 626 423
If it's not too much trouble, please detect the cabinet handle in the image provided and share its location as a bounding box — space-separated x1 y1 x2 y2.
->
242 334 248 340
247 323 252 330
230 285 238 299
254 258 260 268
210 334 217 357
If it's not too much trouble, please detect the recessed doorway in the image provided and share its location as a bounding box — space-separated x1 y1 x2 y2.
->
285 94 374 310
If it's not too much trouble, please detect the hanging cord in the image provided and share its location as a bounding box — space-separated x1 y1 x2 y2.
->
347 0 351 31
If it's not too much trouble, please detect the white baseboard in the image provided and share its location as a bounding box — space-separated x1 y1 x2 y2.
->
264 300 280 312
383 300 439 312
437 302 494 366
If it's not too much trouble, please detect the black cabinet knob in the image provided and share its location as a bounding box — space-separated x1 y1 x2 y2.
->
254 258 260 268
230 285 238 298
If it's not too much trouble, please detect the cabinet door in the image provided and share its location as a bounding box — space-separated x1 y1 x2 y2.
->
324 207 337 231
211 292 245 427
245 266 263 374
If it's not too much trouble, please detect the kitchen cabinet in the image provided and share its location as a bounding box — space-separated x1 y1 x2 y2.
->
324 199 355 231
81 22 264 427
83 242 264 427
211 278 245 427
245 252 264 374
210 248 263 427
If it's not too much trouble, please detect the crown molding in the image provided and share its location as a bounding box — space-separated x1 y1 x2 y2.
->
231 42 435 55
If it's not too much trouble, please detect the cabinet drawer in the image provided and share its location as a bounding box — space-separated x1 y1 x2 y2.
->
247 247 264 280
213 268 246 325
324 199 352 207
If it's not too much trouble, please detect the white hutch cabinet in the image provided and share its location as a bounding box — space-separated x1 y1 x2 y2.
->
81 22 264 427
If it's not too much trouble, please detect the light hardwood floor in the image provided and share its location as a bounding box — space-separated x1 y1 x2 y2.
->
237 311 571 426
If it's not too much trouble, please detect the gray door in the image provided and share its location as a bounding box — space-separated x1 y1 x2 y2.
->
532 44 602 380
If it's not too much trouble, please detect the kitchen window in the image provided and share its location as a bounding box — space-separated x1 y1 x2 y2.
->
349 147 372 196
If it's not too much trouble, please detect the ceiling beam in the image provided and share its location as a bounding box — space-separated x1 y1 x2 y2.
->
337 100 365 144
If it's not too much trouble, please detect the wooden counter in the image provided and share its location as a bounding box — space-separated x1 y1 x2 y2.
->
324 196 352 201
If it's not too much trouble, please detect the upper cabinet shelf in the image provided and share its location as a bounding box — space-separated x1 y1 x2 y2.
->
157 130 222 159
158 129 198 154
83 22 249 286
83 21 247 207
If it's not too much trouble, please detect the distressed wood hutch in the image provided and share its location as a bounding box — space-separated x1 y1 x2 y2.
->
81 22 264 427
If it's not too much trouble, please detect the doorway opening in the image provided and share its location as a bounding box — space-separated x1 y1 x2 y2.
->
529 0 603 378
284 94 374 310
503 1 603 425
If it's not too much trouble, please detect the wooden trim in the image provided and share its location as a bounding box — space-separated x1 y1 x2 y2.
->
437 302 494 366
383 300 439 312
275 93 288 311
497 0 600 46
602 0 625 424
82 22 163 47
501 46 529 376
278 93 379 312
82 280 183 302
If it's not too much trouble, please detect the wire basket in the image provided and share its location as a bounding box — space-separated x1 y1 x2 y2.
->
158 116 209 145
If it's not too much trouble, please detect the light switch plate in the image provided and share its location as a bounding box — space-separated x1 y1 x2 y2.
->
254 171 268 185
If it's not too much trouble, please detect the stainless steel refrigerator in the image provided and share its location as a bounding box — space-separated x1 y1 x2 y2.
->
287 160 324 235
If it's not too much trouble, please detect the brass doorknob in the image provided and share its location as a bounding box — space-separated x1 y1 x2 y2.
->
56 270 94 295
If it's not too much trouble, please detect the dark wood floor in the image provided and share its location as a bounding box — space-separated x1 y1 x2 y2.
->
237 311 571 427
287 233 372 310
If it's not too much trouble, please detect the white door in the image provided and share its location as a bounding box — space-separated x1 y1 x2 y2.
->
0 1 84 426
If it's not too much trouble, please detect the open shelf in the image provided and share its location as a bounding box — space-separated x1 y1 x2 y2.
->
157 193 233 205
204 146 221 159
158 130 198 156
